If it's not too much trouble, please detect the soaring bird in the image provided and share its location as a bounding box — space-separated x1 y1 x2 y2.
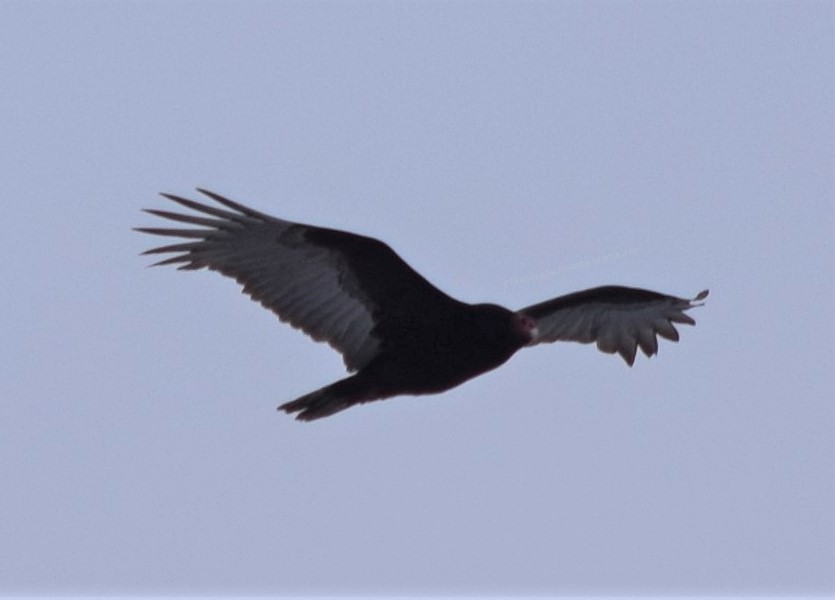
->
137 189 708 421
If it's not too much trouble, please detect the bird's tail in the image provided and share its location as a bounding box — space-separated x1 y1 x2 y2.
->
278 376 381 422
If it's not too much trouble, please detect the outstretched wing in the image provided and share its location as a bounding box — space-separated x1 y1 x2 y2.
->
521 286 708 366
136 189 454 371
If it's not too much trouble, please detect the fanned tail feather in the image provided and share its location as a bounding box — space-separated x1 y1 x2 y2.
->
278 376 381 421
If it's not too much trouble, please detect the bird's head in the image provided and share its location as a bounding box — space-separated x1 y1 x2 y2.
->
513 311 539 342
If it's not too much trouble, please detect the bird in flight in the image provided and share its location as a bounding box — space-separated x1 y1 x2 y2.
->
138 189 708 421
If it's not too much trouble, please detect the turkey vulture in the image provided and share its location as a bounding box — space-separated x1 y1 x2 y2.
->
137 189 708 421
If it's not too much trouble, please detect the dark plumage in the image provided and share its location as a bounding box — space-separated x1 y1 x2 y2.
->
137 189 708 421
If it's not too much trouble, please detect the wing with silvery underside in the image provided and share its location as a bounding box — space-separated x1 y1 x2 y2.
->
136 189 455 372
521 286 708 365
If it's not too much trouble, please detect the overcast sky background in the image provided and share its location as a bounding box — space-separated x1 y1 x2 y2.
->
1 1 833 597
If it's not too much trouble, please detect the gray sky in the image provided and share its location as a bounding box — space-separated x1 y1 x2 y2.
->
1 1 833 596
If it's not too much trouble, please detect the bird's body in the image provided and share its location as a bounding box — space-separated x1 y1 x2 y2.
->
280 302 531 420
138 189 707 421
